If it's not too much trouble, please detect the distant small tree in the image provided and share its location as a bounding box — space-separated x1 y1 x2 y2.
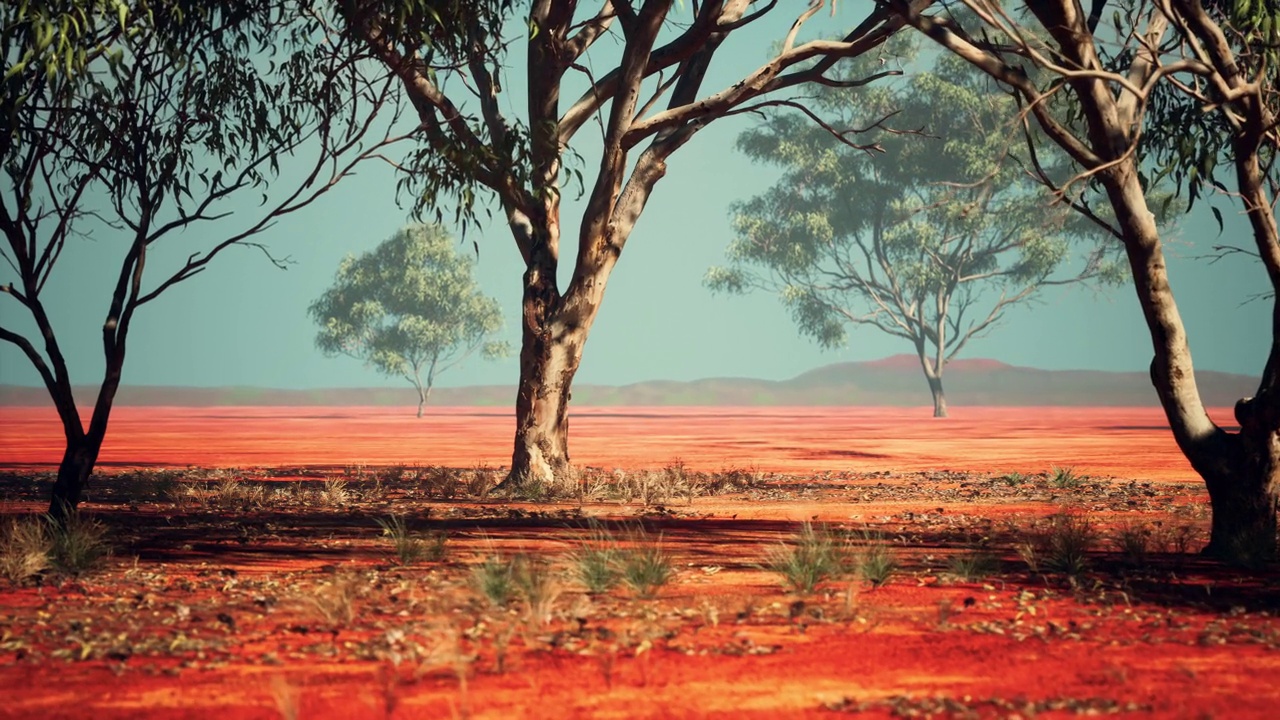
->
707 44 1128 417
309 224 510 417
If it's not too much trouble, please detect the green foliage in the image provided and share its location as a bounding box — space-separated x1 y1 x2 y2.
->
309 224 509 413
619 526 674 599
1047 466 1084 490
947 547 999 581
1136 0 1280 214
3 1 374 221
342 0 570 235
376 514 444 565
852 532 898 588
471 551 518 607
568 521 623 595
707 37 1127 372
762 522 846 596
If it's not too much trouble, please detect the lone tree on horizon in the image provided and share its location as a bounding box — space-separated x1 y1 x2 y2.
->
707 43 1131 417
309 224 510 417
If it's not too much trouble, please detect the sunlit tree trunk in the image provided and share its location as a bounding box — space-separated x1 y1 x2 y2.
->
1107 163 1278 562
505 234 608 487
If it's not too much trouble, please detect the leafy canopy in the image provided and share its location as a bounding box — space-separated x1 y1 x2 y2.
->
708 39 1126 358
309 224 510 384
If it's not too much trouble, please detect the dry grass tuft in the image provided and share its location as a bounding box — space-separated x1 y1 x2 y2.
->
0 515 52 584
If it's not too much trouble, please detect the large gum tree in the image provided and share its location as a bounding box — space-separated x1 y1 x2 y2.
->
340 0 933 489
893 0 1280 561
0 2 402 517
708 41 1127 418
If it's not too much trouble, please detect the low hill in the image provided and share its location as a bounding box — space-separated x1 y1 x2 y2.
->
0 354 1256 407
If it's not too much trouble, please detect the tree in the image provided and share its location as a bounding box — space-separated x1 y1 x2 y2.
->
309 224 511 417
893 0 1280 561
339 0 934 489
0 1 403 517
707 43 1126 417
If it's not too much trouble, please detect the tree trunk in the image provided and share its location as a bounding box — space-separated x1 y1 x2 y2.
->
49 435 103 520
48 351 125 520
1103 164 1277 562
501 253 604 490
409 357 437 419
914 347 949 418
928 375 948 418
505 306 593 488
415 383 427 418
1197 395 1280 562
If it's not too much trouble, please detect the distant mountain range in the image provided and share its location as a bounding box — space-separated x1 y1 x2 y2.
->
0 355 1257 408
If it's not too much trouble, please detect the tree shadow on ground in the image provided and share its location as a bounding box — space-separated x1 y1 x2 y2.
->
17 503 1266 613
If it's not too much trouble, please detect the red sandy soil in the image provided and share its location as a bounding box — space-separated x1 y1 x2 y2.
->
0 406 1276 719
0 405 1241 480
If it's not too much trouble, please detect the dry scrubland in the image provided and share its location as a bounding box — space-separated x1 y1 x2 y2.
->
0 408 1278 718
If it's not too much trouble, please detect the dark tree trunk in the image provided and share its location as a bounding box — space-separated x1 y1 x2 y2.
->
415 384 427 418
1197 396 1280 562
49 435 103 520
48 355 124 521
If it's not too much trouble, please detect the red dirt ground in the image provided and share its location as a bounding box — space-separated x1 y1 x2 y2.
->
1 405 1276 719
0 405 1242 479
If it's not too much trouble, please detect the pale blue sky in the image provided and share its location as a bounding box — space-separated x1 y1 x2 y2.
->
0 5 1266 392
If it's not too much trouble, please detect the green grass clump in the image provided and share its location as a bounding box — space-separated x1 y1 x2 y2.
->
762 522 846 596
1047 466 1084 490
947 547 999 581
1036 513 1096 577
470 550 562 619
1112 521 1154 565
376 515 445 565
850 530 897 588
512 555 561 625
568 521 623 595
999 471 1027 486
48 510 110 574
619 526 674 599
472 552 519 608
